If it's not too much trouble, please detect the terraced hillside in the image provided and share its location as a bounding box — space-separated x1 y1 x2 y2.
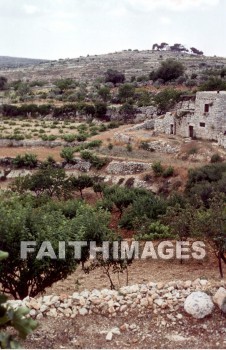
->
1 50 226 83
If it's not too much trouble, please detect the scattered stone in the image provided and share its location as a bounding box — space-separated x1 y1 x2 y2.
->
79 307 88 316
166 334 188 342
154 299 164 307
106 332 113 341
111 327 121 335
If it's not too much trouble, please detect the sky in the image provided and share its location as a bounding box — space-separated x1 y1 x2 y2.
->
0 0 225 60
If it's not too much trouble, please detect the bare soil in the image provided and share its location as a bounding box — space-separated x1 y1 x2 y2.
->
23 308 226 349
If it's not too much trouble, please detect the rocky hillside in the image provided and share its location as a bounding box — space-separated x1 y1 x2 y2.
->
0 56 49 69
0 50 226 83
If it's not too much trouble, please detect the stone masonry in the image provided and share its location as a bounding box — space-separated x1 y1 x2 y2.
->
154 91 226 146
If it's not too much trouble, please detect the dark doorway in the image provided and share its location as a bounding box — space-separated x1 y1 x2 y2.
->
189 125 194 138
170 124 174 134
204 104 209 113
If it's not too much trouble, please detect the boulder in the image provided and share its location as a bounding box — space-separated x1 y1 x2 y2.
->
184 291 214 319
213 287 226 313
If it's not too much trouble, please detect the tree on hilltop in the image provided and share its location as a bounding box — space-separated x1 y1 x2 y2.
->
190 47 204 55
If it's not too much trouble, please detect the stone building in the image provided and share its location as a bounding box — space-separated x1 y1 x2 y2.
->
154 91 226 143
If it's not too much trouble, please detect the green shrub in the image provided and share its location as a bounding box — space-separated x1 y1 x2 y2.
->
154 88 182 113
163 166 174 177
99 124 108 132
108 121 120 129
48 135 57 141
135 221 176 241
60 147 75 163
187 146 198 155
211 153 222 163
40 155 56 169
11 134 25 141
152 161 164 176
126 143 133 152
86 140 102 148
139 141 150 150
62 134 76 142
81 150 108 170
76 133 88 142
199 77 226 91
13 153 38 168
77 123 88 133
150 59 185 83
108 143 113 150
0 196 78 299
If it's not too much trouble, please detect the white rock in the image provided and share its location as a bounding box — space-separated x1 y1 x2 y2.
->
213 287 226 313
111 327 121 335
166 334 187 342
40 304 48 313
29 309 37 317
140 298 149 307
176 313 183 319
36 313 43 320
200 279 208 286
120 305 127 312
80 290 89 298
184 292 214 319
43 295 52 303
106 332 113 341
79 307 88 316
72 292 80 300
47 308 57 318
184 280 192 288
51 296 59 303
154 299 164 307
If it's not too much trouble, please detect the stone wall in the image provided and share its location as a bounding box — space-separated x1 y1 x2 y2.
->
106 161 151 175
217 133 226 148
154 112 175 135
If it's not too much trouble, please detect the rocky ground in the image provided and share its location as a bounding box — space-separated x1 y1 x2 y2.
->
7 279 226 349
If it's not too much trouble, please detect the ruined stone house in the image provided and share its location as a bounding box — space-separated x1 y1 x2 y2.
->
154 91 226 146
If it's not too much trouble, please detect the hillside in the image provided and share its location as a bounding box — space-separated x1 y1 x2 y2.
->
0 50 226 83
0 55 49 69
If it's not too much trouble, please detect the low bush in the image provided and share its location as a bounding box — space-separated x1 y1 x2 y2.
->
60 147 75 163
211 153 223 163
163 166 174 177
152 161 164 176
62 134 76 142
13 153 38 168
80 150 108 169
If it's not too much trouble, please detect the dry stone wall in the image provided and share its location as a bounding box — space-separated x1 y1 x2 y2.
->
6 279 226 321
106 161 151 175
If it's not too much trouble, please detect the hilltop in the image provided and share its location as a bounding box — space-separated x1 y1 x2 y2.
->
0 55 49 69
0 50 226 83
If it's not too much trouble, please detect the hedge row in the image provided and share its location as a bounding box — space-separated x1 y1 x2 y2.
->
0 102 107 119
